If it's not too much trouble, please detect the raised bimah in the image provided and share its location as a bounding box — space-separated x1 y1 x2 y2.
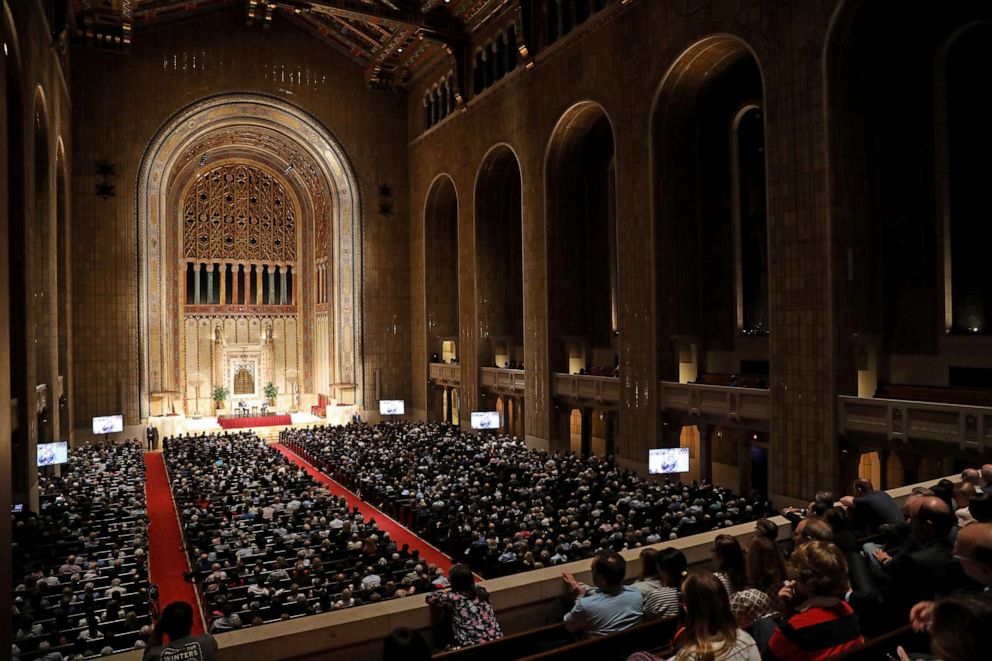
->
217 413 292 429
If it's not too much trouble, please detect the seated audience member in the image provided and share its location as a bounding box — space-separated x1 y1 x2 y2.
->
424 564 502 649
730 536 785 627
900 593 992 661
754 518 780 544
849 496 974 635
144 601 218 661
711 535 746 598
649 571 759 661
563 551 643 637
631 548 680 620
909 522 992 632
765 541 863 660
382 627 431 661
840 479 904 534
791 517 833 552
952 482 978 529
982 464 992 496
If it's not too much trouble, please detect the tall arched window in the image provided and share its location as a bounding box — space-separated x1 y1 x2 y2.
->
732 105 769 334
946 24 992 334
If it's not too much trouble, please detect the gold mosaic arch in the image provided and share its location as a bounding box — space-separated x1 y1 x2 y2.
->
137 94 364 419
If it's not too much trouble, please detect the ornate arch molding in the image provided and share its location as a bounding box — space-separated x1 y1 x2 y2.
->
137 94 363 418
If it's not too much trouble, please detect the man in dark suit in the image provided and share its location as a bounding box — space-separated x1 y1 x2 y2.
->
841 479 904 534
848 497 976 635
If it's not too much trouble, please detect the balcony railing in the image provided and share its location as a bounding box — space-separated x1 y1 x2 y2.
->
481 367 525 394
838 395 992 450
553 373 620 407
660 381 771 429
428 363 461 386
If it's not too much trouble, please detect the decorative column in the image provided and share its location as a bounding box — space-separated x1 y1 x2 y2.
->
194 263 202 305
580 407 593 458
206 263 215 305
279 265 288 305
219 263 226 305
256 265 263 306
268 264 276 305
555 0 565 41
232 264 240 305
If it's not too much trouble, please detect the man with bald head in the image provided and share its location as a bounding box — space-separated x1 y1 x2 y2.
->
848 496 977 635
961 467 981 488
982 464 992 496
909 522 992 631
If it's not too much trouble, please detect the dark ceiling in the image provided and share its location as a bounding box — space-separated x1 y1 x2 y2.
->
71 0 515 89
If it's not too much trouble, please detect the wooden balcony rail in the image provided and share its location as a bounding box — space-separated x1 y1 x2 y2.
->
838 395 992 451
428 362 462 386
660 381 771 429
480 367 525 394
552 373 620 406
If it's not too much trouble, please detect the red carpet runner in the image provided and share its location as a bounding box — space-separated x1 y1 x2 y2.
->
274 443 454 574
144 452 205 635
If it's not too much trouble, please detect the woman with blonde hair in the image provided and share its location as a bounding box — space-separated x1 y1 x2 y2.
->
669 572 759 661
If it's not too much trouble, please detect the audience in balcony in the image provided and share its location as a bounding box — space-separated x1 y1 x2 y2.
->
631 548 683 620
729 536 786 628
283 421 772 580
563 551 643 637
763 541 864 660
143 600 217 661
425 564 502 648
839 479 905 535
665 571 760 661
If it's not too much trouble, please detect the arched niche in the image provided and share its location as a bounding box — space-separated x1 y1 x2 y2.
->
474 144 523 369
545 101 618 376
651 36 768 380
137 94 364 418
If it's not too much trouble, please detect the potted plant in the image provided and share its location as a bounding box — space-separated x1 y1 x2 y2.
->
264 382 279 407
212 385 229 412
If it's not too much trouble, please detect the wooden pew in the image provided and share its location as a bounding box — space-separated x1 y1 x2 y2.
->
432 622 569 661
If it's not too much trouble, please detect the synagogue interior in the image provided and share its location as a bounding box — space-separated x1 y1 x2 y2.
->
4 1 992 660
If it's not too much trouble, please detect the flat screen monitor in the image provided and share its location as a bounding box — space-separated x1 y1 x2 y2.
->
37 441 68 467
11 504 24 513
92 415 124 434
471 411 500 430
648 447 690 475
379 400 405 415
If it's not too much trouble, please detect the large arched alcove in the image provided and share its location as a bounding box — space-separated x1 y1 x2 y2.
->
545 102 617 377
474 144 523 369
826 1 992 397
137 94 364 418
652 36 769 383
423 174 459 421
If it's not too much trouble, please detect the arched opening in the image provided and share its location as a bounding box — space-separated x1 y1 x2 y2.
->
424 175 459 422
137 94 364 420
944 23 992 334
826 2 992 396
32 90 54 452
474 145 523 370
5 10 30 503
546 102 618 376
653 37 769 382
55 146 70 438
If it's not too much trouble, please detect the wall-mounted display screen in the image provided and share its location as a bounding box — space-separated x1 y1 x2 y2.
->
648 447 690 474
92 415 124 434
37 442 69 467
471 411 500 430
379 400 405 415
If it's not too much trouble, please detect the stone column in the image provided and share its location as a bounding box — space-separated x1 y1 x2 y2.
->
256 265 263 306
206 263 214 305
279 265 288 305
580 407 592 458
219 263 226 305
268 264 276 305
232 264 240 305
193 263 201 305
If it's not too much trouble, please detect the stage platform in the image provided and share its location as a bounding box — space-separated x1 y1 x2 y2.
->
218 414 292 430
181 411 324 435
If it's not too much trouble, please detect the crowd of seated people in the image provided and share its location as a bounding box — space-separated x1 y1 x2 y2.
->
11 441 154 660
161 432 446 633
282 421 774 578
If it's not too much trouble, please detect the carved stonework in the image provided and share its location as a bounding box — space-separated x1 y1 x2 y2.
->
183 163 297 262
137 94 364 418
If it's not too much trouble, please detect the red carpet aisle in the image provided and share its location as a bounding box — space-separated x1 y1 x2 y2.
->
274 443 455 574
144 452 205 635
